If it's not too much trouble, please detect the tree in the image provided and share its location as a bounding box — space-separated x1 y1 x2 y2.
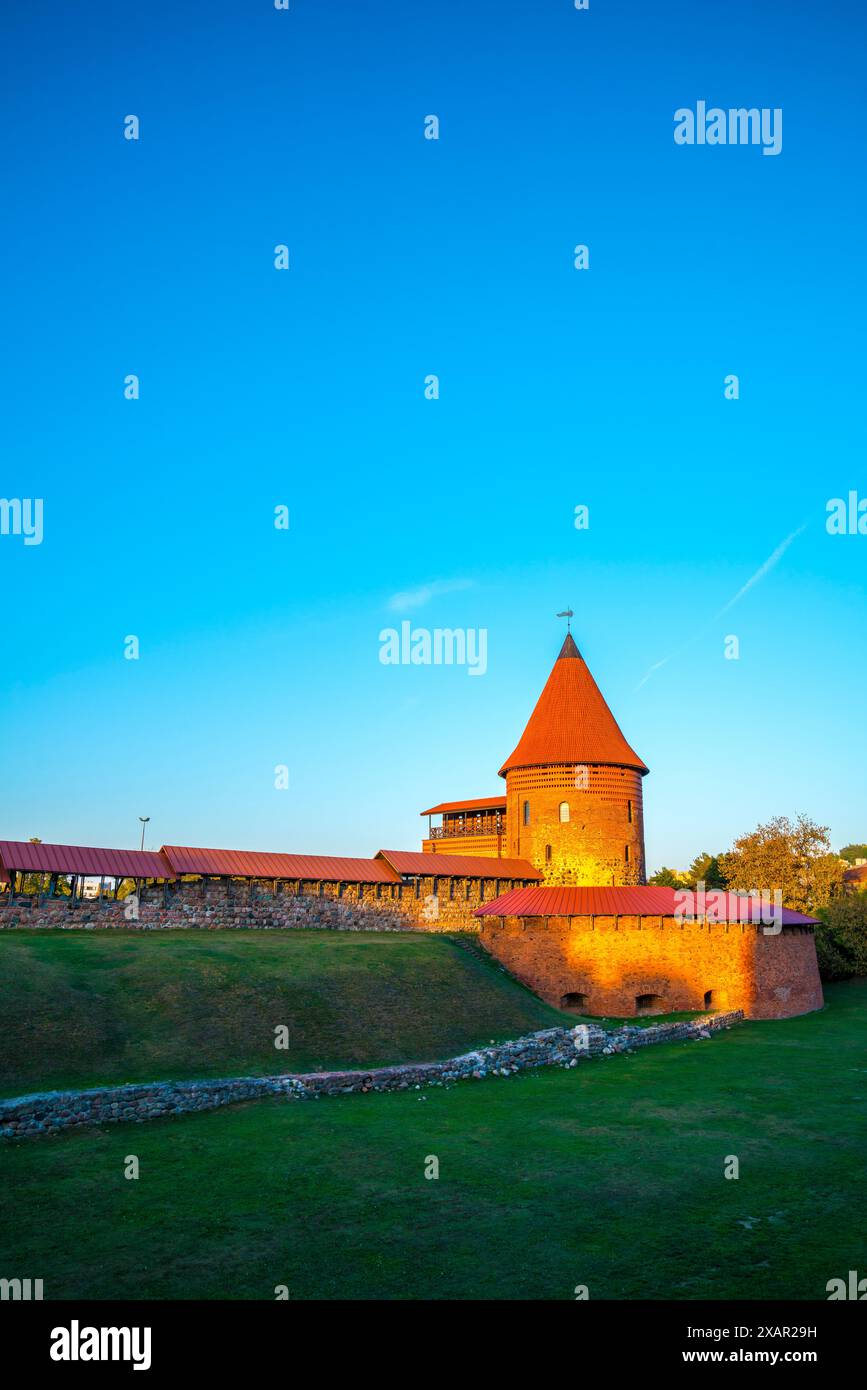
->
684 852 728 889
814 893 867 980
648 866 689 889
718 814 845 915
839 844 867 865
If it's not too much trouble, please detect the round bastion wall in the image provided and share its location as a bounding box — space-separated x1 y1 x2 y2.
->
478 912 824 1020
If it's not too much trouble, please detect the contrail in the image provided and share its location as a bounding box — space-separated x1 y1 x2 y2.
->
634 524 808 691
715 524 807 618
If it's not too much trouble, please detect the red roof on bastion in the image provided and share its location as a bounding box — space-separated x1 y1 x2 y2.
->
474 884 821 924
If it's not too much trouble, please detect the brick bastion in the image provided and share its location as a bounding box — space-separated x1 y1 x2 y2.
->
477 912 823 1021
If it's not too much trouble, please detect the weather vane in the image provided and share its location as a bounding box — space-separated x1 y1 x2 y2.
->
556 608 573 633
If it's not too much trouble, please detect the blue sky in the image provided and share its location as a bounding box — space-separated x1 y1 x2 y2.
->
1 0 865 869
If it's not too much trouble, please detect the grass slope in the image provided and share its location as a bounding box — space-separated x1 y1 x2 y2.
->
1 980 865 1300
0 930 576 1096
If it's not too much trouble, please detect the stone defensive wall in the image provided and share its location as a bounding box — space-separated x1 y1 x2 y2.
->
0 1010 744 1140
0 873 513 934
478 912 824 1020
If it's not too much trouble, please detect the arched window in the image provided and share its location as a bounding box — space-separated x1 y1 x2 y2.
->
522 800 530 826
545 844 552 863
559 801 570 823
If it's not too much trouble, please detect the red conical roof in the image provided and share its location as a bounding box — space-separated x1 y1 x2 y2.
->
499 634 648 777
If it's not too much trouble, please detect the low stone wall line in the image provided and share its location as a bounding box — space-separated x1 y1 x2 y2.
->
0 1011 744 1140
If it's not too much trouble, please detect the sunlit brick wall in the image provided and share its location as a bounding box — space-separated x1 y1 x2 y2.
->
504 763 646 885
421 834 503 858
479 913 823 1019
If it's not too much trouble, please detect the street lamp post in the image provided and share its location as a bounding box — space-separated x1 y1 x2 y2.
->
139 816 150 851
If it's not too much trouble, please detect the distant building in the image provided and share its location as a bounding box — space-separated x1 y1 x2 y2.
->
844 864 867 891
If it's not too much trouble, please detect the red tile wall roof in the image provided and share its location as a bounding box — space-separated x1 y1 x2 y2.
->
161 846 399 883
0 840 175 880
377 849 539 880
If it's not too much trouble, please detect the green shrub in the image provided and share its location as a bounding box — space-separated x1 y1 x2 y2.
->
815 893 867 980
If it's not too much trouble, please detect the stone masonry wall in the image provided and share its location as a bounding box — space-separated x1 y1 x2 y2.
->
479 913 824 1020
0 1010 744 1140
0 873 525 934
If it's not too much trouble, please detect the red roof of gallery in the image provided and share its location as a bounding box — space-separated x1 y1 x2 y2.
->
0 840 175 880
474 884 820 924
499 632 648 777
377 850 539 880
0 839 539 884
844 864 867 886
420 796 507 816
161 846 399 883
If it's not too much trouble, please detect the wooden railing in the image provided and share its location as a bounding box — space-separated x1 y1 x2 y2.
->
430 818 504 839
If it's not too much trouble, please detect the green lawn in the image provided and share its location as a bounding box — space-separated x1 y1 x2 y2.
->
1 979 865 1300
0 930 579 1096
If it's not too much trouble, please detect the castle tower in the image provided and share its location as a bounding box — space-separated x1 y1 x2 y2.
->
499 633 648 885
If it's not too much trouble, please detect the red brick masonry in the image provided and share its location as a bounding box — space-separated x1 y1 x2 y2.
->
477 912 824 1020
